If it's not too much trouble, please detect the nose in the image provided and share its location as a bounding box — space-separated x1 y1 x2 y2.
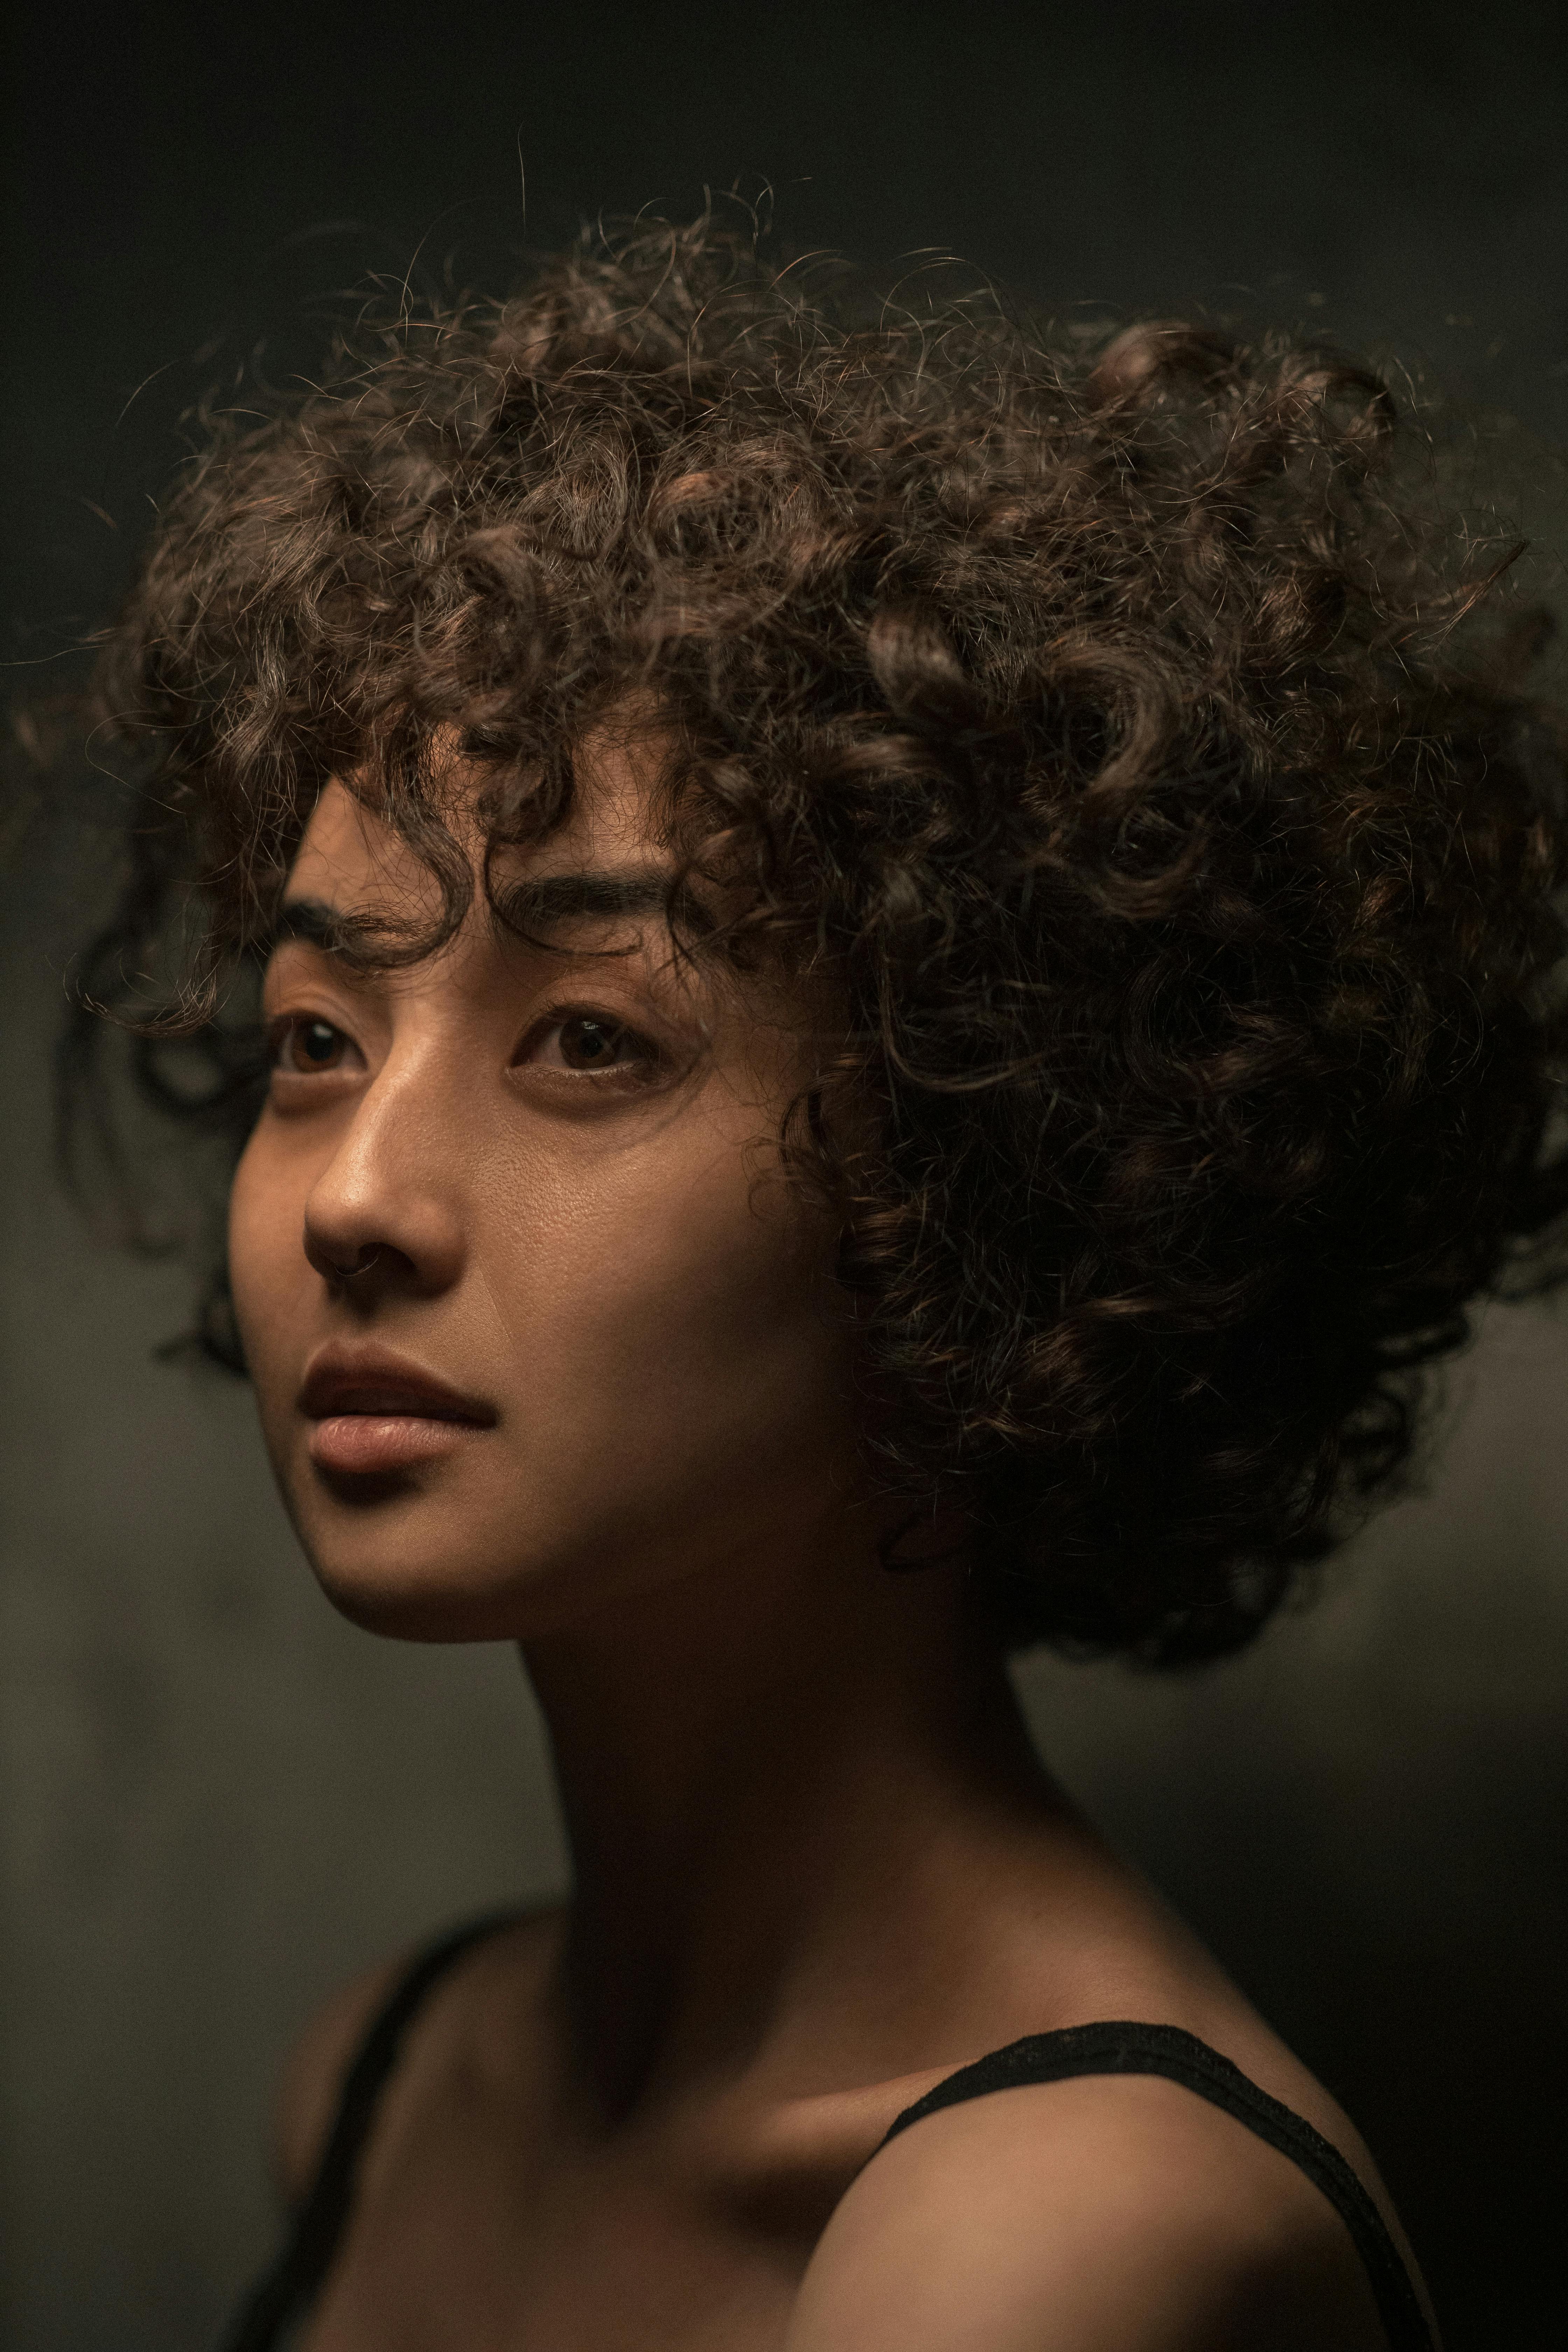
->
301 1064 467 1302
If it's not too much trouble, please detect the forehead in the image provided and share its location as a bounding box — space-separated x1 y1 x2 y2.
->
284 718 673 913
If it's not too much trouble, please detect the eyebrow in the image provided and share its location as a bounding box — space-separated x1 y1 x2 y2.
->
491 866 688 939
267 897 367 957
265 866 700 963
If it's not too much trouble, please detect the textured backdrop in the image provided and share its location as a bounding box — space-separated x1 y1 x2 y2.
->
4 5 1567 2346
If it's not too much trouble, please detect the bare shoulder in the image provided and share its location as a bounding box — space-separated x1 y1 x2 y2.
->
271 1909 560 2205
272 1948 409 2204
786 2070 1390 2352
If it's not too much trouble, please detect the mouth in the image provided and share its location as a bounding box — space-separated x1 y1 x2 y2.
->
299 1344 497 1478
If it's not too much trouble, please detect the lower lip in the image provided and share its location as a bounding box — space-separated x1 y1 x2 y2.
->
308 1414 483 1475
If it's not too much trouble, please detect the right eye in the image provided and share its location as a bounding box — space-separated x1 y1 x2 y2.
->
272 1016 353 1074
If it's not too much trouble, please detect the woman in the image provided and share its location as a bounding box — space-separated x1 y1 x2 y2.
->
74 221 1566 2348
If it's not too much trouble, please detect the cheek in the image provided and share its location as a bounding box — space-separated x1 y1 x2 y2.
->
489 1124 847 1489
227 1130 310 1407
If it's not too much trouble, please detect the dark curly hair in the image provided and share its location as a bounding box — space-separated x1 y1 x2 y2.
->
70 219 1568 1661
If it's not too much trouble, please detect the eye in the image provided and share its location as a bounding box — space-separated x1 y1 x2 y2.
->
527 1011 658 1077
559 1015 633 1071
273 1016 353 1074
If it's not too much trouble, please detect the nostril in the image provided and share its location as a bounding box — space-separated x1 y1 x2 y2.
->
303 1217 391 1286
321 1246 384 1284
302 1201 460 1297
303 1218 427 1290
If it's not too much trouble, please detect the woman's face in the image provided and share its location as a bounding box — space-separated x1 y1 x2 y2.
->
229 728 860 1641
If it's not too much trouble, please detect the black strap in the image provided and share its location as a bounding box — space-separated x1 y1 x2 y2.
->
878 2020 1434 2352
220 1912 522 2352
224 1955 1432 2352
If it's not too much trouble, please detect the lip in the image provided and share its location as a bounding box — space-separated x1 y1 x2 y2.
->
299 1343 497 1477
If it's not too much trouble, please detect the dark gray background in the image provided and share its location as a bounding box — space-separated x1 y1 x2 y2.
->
4 4 1567 2346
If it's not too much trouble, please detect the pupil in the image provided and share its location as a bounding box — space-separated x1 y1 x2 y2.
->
301 1021 337 1064
567 1018 616 1065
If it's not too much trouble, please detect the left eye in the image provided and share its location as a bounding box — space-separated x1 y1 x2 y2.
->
275 1017 350 1073
530 1013 654 1074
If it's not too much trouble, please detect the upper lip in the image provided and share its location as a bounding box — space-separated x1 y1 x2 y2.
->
298 1344 497 1424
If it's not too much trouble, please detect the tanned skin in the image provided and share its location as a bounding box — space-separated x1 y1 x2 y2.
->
232 723 1434 2351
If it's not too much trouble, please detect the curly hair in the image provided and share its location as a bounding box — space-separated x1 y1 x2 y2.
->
71 219 1568 1661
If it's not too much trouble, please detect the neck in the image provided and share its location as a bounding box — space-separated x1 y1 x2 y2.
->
522 1508 1045 2116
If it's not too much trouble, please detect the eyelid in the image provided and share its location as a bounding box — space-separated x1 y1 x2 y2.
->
516 1004 665 1071
265 1008 352 1042
266 1010 365 1074
262 940 372 1004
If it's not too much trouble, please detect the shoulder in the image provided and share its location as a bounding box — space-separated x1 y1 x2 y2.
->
273 1947 411 2205
786 2068 1389 2352
271 1910 555 2206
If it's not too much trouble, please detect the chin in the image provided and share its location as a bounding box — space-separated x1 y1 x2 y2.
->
279 1479 535 1643
311 1567 522 1643
286 1472 678 1646
299 1544 521 1642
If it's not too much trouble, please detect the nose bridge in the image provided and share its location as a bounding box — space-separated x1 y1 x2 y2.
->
304 1037 468 1292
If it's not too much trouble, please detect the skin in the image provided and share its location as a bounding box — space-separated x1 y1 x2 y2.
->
231 725 1433 2351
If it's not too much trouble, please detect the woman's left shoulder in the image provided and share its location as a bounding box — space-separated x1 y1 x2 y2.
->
786 2065 1390 2352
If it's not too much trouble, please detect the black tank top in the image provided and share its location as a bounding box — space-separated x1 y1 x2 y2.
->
221 1914 1434 2352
